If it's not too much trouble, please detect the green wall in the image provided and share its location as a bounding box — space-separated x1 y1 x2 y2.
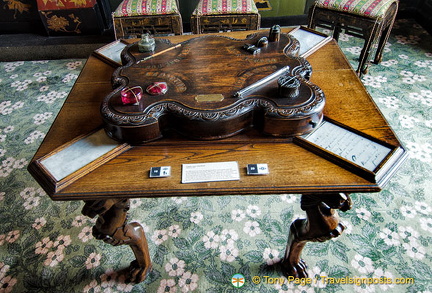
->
178 0 199 19
258 0 307 17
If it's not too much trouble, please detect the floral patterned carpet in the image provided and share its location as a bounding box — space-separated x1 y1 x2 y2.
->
1 19 431 293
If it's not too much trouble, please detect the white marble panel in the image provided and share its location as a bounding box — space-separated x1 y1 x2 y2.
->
290 28 328 56
40 129 119 181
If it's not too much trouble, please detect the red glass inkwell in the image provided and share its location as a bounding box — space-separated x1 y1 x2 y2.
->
121 86 143 105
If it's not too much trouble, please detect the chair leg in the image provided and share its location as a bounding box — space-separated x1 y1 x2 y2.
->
333 23 342 42
373 19 396 64
357 21 381 75
373 26 388 64
357 43 372 75
307 5 396 76
307 5 317 29
375 2 398 64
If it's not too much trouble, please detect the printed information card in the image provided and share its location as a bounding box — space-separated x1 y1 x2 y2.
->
181 161 240 184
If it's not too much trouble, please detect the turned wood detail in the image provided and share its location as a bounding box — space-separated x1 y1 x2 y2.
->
82 199 151 283
281 193 352 278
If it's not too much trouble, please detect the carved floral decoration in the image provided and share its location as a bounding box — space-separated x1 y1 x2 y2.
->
40 11 82 33
2 0 31 18
38 0 90 8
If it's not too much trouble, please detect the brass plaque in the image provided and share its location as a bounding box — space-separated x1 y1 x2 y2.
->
194 94 225 102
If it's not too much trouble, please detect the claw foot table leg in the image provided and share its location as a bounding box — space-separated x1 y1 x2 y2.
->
281 193 352 278
82 198 152 283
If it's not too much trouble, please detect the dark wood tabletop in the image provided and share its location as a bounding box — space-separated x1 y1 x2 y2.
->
30 28 404 201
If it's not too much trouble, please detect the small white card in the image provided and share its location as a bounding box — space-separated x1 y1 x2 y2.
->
149 166 171 178
181 161 240 184
247 164 269 175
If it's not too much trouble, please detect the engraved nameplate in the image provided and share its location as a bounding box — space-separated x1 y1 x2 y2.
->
194 94 225 102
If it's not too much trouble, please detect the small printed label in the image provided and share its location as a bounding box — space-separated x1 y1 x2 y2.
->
247 164 269 175
182 161 240 183
150 166 171 178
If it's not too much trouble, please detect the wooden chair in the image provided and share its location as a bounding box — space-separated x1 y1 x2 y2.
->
308 0 398 75
112 0 183 39
191 0 261 34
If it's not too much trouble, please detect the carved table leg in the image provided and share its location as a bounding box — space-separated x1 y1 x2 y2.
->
82 198 151 283
280 193 352 278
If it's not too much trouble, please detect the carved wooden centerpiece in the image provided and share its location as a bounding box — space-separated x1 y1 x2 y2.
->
101 28 326 144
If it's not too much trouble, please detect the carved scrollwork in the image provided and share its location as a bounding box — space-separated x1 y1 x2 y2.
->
165 99 259 122
283 35 301 57
281 193 352 278
100 32 326 143
290 56 313 80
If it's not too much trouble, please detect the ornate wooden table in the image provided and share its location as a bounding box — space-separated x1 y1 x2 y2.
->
28 29 406 283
